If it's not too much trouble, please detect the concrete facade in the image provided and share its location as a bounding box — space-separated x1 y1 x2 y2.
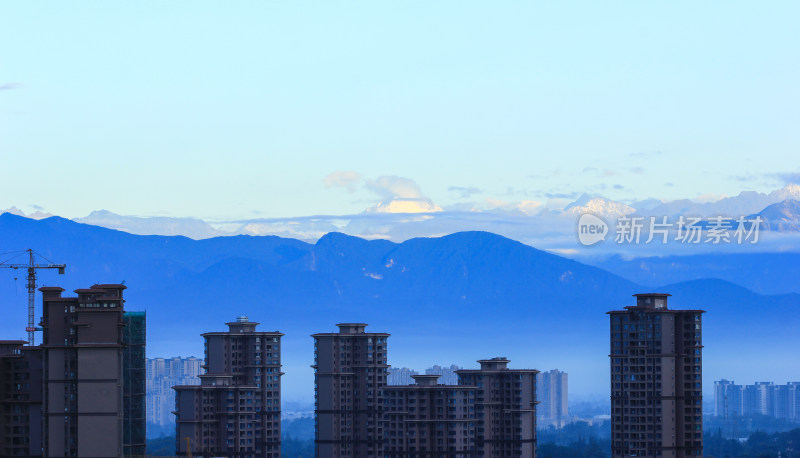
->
609 293 704 457
0 341 44 457
312 323 390 458
174 317 283 458
456 358 538 458
383 375 477 456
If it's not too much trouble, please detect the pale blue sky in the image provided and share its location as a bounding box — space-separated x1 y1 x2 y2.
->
1 1 798 219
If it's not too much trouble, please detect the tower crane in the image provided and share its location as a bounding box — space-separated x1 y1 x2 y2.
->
0 249 65 345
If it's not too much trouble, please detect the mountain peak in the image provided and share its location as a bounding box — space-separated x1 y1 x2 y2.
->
563 193 596 211
563 197 635 219
771 183 800 201
1 207 54 220
756 199 800 230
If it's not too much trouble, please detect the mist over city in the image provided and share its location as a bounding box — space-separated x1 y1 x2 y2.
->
2 1 799 457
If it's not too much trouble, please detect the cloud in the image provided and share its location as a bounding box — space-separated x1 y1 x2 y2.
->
629 150 664 158
528 168 562 180
613 184 624 190
579 167 620 178
516 200 544 215
324 171 362 192
544 191 581 199
773 172 800 185
365 175 424 200
324 172 441 213
664 182 674 187
485 198 510 209
629 167 645 174
365 199 442 214
448 186 482 199
730 174 754 182
0 83 22 91
30 204 44 211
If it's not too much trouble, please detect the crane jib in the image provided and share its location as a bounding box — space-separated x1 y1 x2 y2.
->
0 249 66 345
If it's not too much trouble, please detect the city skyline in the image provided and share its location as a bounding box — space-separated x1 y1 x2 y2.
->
2 279 798 457
2 1 799 456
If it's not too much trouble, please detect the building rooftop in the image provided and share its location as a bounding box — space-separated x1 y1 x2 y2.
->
608 293 705 314
411 374 441 386
312 323 390 337
38 286 65 292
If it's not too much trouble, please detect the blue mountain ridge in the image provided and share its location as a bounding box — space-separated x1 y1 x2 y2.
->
0 212 797 398
585 252 800 295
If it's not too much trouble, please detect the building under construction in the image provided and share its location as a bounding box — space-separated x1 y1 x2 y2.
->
124 311 148 456
0 284 146 457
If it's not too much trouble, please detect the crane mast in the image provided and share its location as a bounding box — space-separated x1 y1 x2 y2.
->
1 249 66 345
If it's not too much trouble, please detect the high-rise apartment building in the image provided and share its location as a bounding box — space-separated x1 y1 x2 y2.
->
425 364 462 385
387 367 418 386
0 340 43 457
174 317 283 458
456 358 538 458
714 379 800 421
383 374 477 456
312 323 389 457
146 356 203 427
537 369 568 428
713 379 739 417
123 311 147 456
312 324 538 457
37 284 147 457
1 284 149 457
777 382 800 421
609 293 704 457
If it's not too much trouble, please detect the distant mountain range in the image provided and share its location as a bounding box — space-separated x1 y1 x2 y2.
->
74 210 221 239
1 213 797 400
752 199 800 232
585 251 800 295
4 185 800 244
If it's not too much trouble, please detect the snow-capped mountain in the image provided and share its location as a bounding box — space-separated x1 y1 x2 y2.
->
1 206 54 220
5 184 800 244
770 184 800 202
752 199 800 232
643 185 800 218
73 210 223 239
562 195 635 219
